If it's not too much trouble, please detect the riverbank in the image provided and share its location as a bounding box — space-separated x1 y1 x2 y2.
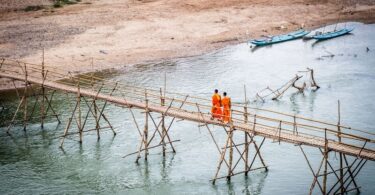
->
0 0 374 90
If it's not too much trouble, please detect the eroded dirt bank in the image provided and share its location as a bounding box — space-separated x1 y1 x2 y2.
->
0 0 374 89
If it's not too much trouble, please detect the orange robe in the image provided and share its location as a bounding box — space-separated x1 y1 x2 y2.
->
211 93 222 119
222 96 231 122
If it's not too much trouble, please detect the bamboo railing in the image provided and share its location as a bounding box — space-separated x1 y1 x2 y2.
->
1 58 374 160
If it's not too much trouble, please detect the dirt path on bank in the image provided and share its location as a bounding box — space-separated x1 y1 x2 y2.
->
0 0 374 89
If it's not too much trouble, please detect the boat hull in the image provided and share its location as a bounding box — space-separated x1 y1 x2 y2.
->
250 29 310 46
313 28 353 40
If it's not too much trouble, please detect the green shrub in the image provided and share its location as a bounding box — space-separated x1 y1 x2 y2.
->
53 0 80 8
24 5 45 12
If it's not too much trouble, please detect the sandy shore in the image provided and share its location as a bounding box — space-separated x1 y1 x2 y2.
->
0 0 374 90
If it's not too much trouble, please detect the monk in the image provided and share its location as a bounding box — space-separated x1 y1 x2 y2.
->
222 92 231 123
211 89 222 120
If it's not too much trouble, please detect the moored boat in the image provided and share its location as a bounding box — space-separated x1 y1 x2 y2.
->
312 28 353 40
250 29 310 46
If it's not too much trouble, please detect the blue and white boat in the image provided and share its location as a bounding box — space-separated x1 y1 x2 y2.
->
250 29 310 46
312 28 354 40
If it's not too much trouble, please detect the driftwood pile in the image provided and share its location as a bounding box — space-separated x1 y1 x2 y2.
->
256 68 320 102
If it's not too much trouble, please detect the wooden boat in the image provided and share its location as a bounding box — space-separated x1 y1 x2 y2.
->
312 28 353 40
250 29 310 46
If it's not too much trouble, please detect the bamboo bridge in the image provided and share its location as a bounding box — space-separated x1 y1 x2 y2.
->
1 58 374 194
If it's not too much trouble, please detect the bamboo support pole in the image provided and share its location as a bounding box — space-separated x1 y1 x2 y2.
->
323 128 328 194
337 100 344 194
123 140 180 158
94 100 100 139
11 80 21 100
77 78 83 143
196 104 230 169
253 138 268 171
340 158 366 194
41 49 45 128
221 126 251 172
147 99 175 151
243 84 250 176
44 90 61 123
211 166 267 181
148 112 176 152
144 90 149 161
91 78 101 140
299 146 324 194
342 155 360 192
23 63 28 131
129 107 142 136
160 88 166 156
227 123 234 180
6 96 25 135
310 156 325 194
327 157 359 194
60 97 79 147
212 129 231 185
248 137 267 170
158 96 189 153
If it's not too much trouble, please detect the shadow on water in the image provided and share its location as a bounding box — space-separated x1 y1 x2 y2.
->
311 33 354 48
289 90 318 114
242 171 268 195
249 44 273 53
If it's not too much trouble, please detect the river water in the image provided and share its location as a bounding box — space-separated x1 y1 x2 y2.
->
1 22 374 194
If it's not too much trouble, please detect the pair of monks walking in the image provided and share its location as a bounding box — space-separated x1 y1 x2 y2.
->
211 89 231 123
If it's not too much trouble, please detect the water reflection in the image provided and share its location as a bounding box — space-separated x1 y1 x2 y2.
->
242 171 268 195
